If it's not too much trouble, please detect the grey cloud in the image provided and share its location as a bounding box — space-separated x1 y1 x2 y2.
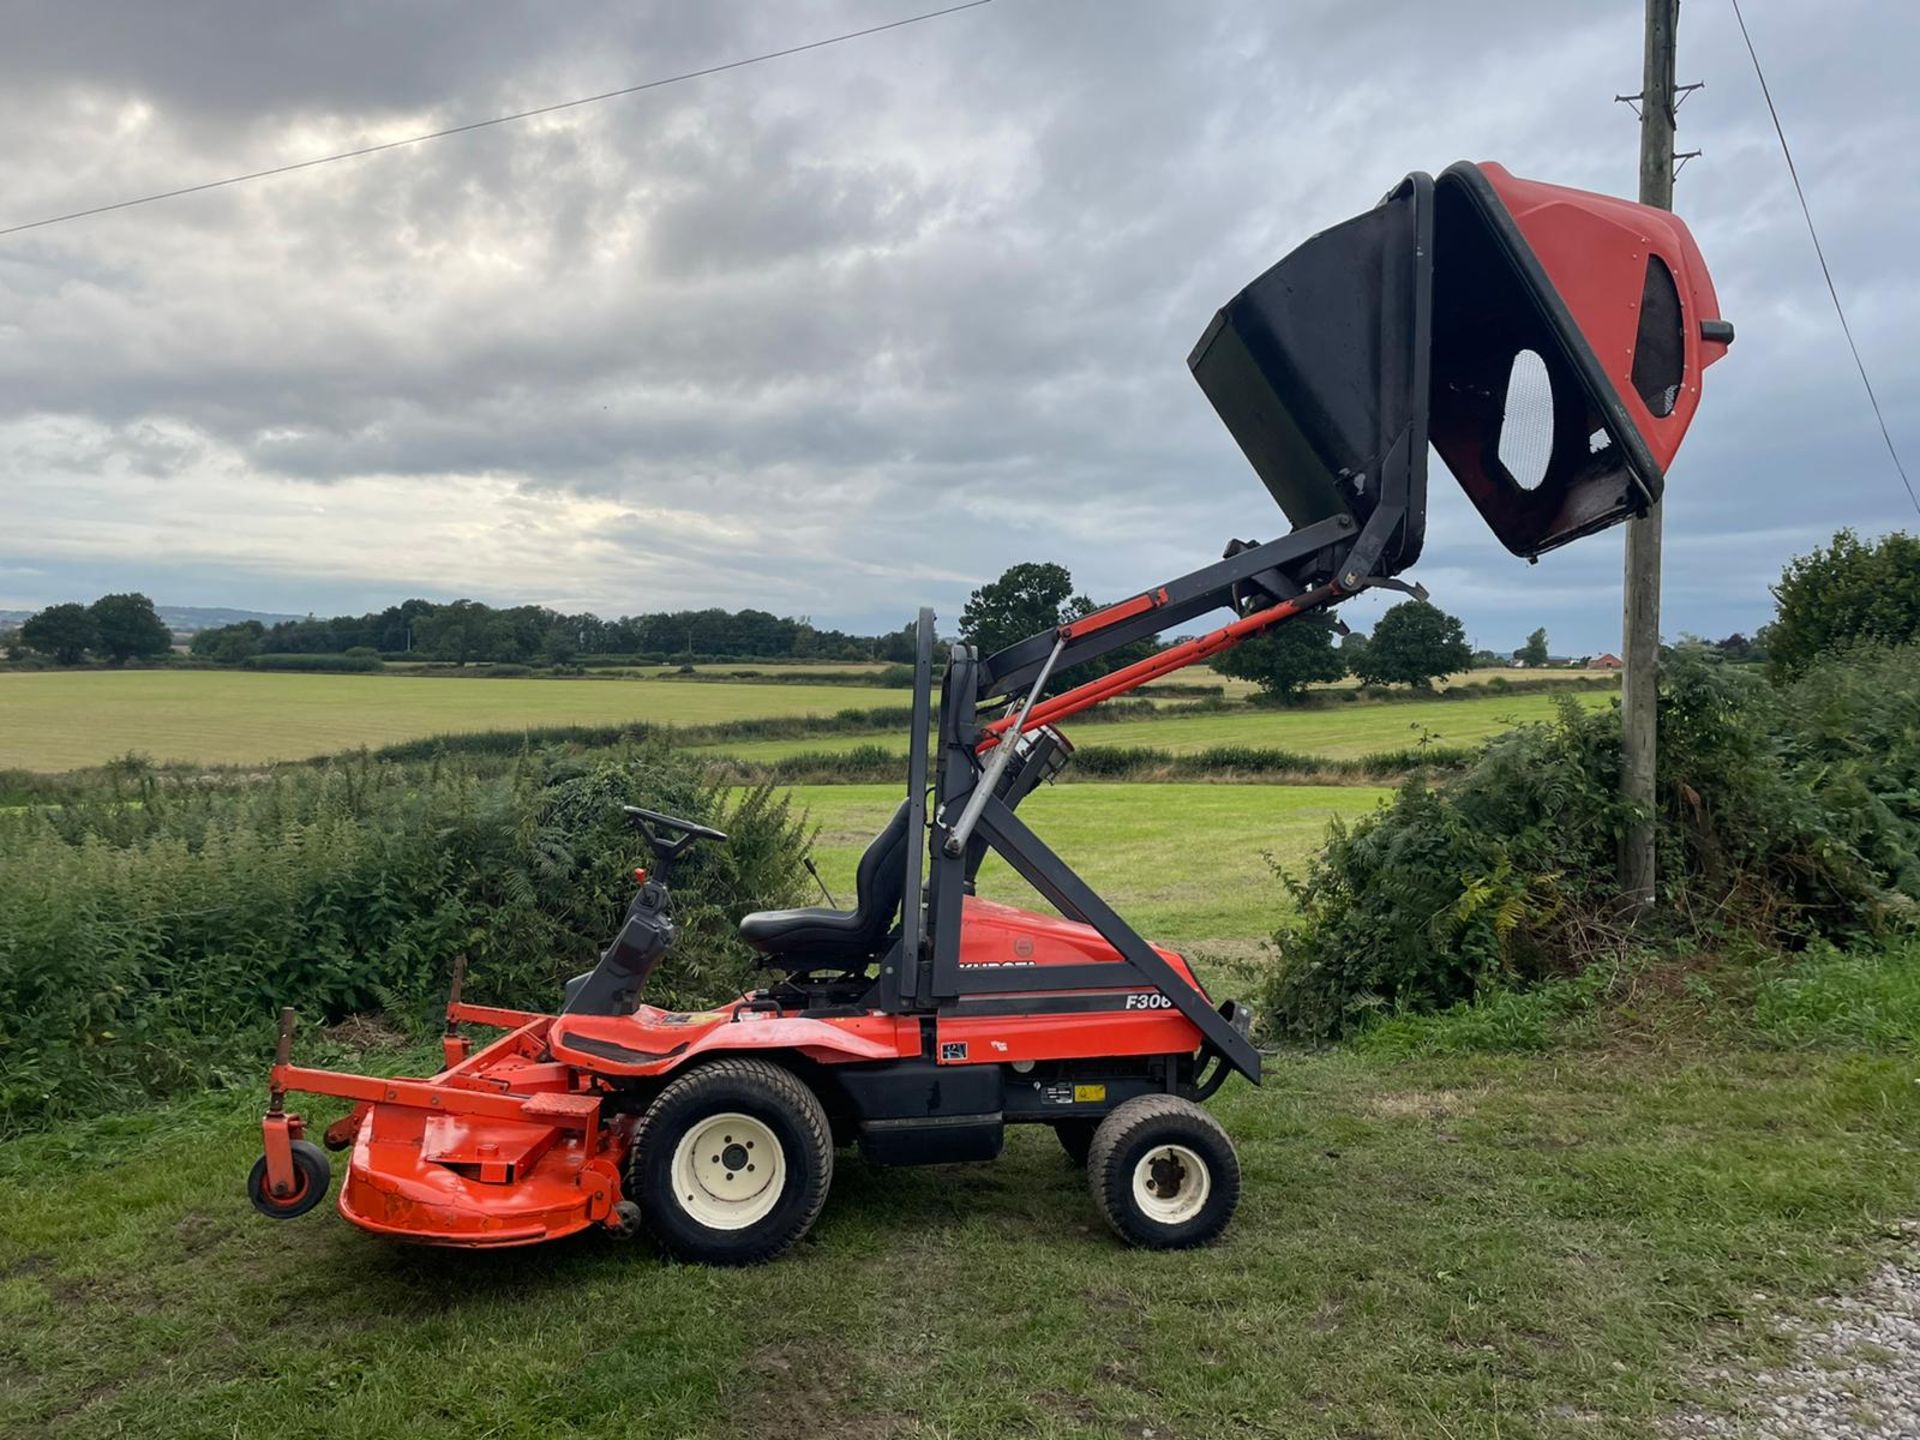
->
0 0 1914 651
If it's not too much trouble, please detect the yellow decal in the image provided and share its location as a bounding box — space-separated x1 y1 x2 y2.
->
1072 1083 1107 1103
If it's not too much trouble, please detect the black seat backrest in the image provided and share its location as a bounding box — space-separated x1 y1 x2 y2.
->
848 801 912 950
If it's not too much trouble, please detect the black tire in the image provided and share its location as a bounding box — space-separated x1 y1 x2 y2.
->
1086 1095 1240 1249
1054 1119 1097 1166
247 1139 332 1219
627 1058 833 1265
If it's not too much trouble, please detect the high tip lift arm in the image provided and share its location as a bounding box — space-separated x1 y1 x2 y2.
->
882 492 1423 1087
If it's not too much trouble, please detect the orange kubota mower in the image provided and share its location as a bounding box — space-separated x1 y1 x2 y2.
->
249 162 1729 1263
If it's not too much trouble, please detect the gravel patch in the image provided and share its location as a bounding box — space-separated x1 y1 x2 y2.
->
1667 1223 1920 1439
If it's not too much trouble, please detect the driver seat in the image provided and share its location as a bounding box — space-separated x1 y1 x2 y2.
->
738 801 910 970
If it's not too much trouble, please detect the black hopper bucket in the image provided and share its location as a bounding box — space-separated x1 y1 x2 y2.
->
1190 162 1732 566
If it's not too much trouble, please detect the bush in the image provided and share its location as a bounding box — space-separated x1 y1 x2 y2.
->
0 744 808 1132
1773 642 1920 898
1264 645 1920 1040
242 652 384 673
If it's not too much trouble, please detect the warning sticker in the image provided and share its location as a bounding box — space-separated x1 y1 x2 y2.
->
1072 1083 1108 1104
940 1041 968 1062
1042 1081 1074 1106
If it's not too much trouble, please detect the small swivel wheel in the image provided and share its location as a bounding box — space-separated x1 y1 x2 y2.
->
1087 1096 1240 1249
247 1139 332 1219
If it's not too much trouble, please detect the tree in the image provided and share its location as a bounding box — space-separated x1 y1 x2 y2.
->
958 562 1076 659
1714 632 1756 663
87 593 173 663
190 620 265 664
412 600 498 664
1516 627 1550 668
1352 601 1472 688
1212 613 1346 702
1339 630 1370 677
1768 528 1920 679
878 620 921 664
20 603 99 665
958 564 1162 696
541 619 580 665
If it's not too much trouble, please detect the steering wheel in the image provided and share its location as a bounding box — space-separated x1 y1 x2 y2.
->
621 806 728 880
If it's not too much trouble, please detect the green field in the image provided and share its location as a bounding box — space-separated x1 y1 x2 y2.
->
6 945 1917 1439
787 782 1388 952
1149 665 1618 700
701 689 1612 763
0 672 912 771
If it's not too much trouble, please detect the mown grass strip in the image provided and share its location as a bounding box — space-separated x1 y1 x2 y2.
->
780 780 1391 947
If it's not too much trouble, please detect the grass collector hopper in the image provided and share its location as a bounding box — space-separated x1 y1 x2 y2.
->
249 161 1729 1262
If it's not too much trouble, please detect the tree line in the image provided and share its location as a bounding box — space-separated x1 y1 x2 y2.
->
181 599 926 667
8 528 1904 680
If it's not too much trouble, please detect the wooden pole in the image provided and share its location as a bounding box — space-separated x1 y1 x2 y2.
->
1620 0 1679 910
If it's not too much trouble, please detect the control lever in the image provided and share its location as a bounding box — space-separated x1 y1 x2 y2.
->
802 856 839 908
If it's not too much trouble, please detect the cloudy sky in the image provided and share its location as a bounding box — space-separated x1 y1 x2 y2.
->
1 0 1913 653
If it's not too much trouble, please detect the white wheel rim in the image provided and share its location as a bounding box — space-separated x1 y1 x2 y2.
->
669 1112 786 1230
1131 1143 1210 1225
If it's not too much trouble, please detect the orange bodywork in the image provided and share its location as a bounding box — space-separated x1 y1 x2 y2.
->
936 898 1212 1064
266 895 1211 1247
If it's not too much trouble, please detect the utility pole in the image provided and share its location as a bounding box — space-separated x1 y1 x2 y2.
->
1619 0 1679 911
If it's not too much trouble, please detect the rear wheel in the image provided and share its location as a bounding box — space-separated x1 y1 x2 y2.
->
1087 1096 1239 1249
628 1058 832 1265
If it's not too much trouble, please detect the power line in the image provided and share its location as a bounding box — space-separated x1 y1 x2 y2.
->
0 0 993 239
1728 0 1919 519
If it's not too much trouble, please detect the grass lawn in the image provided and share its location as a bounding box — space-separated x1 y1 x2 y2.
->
5 977 1916 1439
0 672 911 771
787 781 1388 955
701 690 1611 764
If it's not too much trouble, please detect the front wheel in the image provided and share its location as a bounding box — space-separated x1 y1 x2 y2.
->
247 1139 332 1219
627 1058 833 1265
1086 1096 1240 1249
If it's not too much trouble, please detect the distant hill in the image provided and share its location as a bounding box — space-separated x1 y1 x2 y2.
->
152 606 308 634
0 604 306 634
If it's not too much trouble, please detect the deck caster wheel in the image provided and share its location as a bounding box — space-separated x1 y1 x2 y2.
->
1087 1096 1239 1250
247 1139 332 1219
604 1200 643 1239
1054 1119 1097 1166
628 1058 832 1266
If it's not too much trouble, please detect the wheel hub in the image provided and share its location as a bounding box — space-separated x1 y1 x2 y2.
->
1147 1153 1186 1197
1131 1143 1211 1225
670 1112 785 1231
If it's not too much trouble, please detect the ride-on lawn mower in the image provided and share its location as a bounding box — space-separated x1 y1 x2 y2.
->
249 162 1729 1263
